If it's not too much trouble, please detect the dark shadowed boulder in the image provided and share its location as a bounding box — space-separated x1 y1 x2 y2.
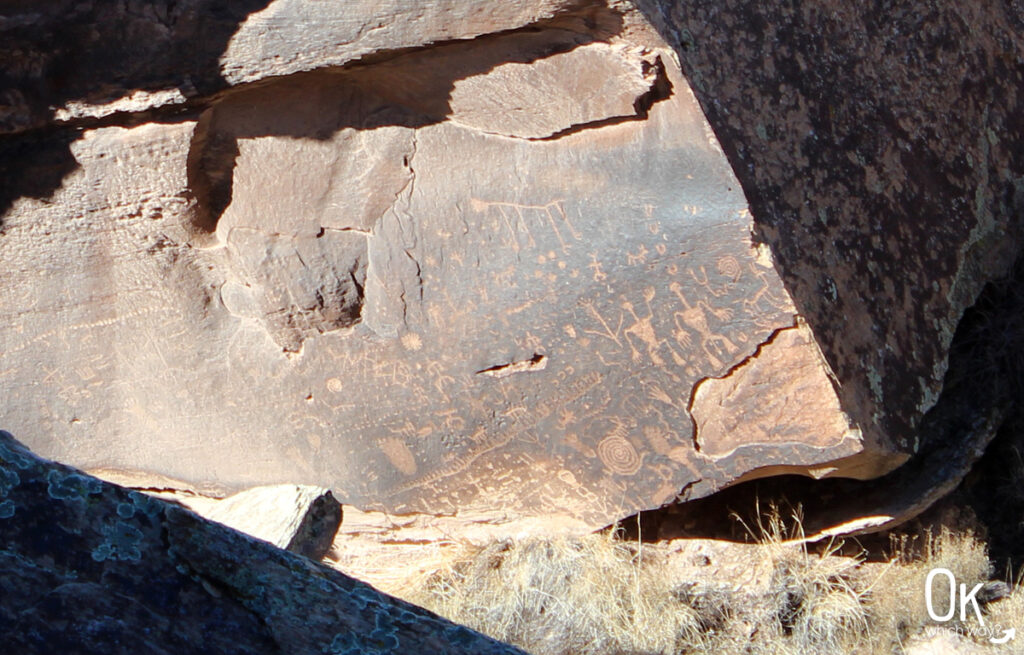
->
0 429 525 654
642 0 1024 458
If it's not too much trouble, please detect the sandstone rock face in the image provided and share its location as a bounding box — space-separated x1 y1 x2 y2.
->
0 430 526 654
0 0 590 134
3 0 1017 533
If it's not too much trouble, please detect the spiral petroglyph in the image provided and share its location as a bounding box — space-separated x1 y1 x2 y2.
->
717 255 742 282
597 434 642 476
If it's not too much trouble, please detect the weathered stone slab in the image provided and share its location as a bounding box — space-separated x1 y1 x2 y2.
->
0 0 591 134
0 429 526 654
197 484 342 560
0 0 928 531
689 320 862 473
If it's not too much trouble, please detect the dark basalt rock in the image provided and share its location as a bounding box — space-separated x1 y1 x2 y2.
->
0 429 525 655
642 0 1024 454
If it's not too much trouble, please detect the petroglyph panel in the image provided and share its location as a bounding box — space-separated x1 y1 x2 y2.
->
0 2 878 528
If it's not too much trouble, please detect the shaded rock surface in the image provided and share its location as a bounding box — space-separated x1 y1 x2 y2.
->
0 0 590 134
0 430 526 654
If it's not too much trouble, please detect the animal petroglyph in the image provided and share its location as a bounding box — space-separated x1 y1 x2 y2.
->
469 199 581 254
742 260 797 318
626 243 649 266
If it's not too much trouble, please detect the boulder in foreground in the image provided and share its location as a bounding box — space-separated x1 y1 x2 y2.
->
0 429 525 655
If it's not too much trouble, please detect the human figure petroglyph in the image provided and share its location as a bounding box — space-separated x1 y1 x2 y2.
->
587 252 608 282
686 256 745 300
424 360 456 395
557 407 578 430
408 382 434 410
425 303 447 329
689 265 727 297
669 280 738 370
742 260 794 316
519 330 544 353
430 407 465 434
626 243 648 266
622 286 665 366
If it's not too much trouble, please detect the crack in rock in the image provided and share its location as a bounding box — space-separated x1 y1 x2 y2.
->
476 353 548 378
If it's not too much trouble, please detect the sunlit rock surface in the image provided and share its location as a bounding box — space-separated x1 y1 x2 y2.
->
2 0 1020 533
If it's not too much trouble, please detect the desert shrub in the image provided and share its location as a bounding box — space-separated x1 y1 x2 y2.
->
407 532 702 655
862 524 992 653
393 507 1013 655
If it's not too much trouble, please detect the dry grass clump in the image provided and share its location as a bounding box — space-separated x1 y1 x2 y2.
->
392 505 1023 655
715 506 870 654
402 506 876 655
984 580 1024 645
761 542 868 652
405 532 701 655
865 524 993 650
